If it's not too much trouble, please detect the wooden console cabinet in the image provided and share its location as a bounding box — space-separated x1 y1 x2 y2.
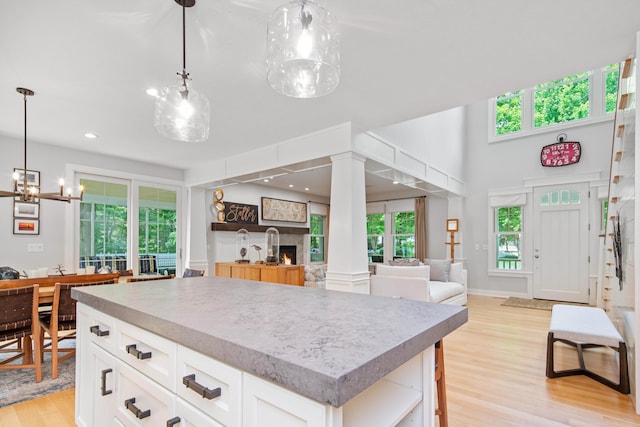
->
215 263 304 286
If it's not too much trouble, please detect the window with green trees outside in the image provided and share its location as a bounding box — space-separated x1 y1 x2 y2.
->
494 64 619 137
366 213 384 262
495 206 522 270
309 214 325 262
393 211 415 259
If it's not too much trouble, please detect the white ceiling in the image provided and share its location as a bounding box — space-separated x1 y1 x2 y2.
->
1 1 639 198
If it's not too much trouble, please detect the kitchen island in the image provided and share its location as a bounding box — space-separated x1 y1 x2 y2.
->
73 276 467 426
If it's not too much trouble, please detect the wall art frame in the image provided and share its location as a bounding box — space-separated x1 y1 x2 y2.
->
13 168 40 187
261 197 307 223
14 218 39 235
14 201 39 219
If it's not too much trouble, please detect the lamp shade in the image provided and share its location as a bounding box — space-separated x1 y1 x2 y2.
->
266 0 340 98
154 76 210 142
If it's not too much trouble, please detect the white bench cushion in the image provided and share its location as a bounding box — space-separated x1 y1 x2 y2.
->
550 305 622 347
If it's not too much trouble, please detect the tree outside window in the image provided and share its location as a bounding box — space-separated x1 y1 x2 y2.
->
393 211 415 259
496 206 522 270
493 64 619 137
366 214 384 262
309 214 325 262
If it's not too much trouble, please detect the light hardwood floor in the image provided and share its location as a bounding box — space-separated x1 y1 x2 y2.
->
1 294 639 426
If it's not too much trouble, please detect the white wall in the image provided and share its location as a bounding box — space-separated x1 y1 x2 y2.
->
464 101 613 295
371 106 467 184
0 137 183 274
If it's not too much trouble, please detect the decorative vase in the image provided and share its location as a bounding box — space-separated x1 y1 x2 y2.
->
265 227 279 265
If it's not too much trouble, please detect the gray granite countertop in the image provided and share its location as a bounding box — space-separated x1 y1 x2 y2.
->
72 276 467 407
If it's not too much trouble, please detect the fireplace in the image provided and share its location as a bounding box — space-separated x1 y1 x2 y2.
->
279 245 297 265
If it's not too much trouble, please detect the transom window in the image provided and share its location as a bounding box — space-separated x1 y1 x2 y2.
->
540 190 580 206
491 64 619 139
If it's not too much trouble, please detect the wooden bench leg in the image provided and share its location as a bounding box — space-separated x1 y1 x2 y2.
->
435 340 448 427
546 332 629 394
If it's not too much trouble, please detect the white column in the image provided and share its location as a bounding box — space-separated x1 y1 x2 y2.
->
325 152 370 293
186 187 209 275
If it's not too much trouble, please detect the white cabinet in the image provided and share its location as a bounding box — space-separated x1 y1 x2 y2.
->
77 303 435 427
77 304 235 427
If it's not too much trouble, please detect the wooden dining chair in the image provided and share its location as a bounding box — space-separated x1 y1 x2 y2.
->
0 284 42 383
125 274 175 283
182 268 205 278
39 278 118 379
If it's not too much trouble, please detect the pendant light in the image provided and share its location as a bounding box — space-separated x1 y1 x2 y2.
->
266 0 340 98
154 0 210 142
0 88 83 203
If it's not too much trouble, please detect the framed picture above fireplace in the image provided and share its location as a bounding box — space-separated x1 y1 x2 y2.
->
261 197 307 223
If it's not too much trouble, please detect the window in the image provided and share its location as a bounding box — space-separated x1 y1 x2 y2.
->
539 189 580 206
495 206 522 270
309 214 325 262
78 174 180 275
79 178 128 271
138 187 177 275
392 211 415 259
366 213 384 263
491 64 619 139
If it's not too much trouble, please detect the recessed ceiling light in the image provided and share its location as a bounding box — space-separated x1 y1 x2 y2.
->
305 187 310 191
84 133 98 139
263 179 269 182
392 181 399 185
146 88 159 97
288 184 294 188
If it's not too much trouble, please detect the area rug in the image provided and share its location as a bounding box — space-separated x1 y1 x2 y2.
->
0 344 75 408
501 297 588 311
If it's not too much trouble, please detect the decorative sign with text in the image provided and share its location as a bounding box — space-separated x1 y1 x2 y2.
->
540 141 581 167
224 202 258 224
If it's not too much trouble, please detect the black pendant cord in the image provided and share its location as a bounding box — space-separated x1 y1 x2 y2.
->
182 0 186 74
22 92 28 192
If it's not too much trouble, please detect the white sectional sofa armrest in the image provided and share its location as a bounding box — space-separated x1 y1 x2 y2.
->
370 275 430 302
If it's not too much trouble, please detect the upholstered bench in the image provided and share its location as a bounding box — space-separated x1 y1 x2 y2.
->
546 304 629 393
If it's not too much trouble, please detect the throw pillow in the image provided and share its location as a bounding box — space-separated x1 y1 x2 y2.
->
450 262 464 284
424 259 450 282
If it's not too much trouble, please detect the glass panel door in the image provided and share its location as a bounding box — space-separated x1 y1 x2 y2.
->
79 178 129 273
138 186 177 276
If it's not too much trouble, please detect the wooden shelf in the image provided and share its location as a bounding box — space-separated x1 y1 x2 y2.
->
211 223 309 234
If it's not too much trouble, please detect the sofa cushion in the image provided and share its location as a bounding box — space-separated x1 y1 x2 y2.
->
424 259 450 282
430 281 465 303
388 258 421 266
375 264 430 278
449 262 464 284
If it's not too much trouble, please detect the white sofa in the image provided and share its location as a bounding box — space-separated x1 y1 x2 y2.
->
370 261 467 305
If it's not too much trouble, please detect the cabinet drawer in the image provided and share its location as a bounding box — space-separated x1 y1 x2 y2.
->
177 345 242 426
78 303 116 353
115 359 175 427
175 397 224 427
115 320 177 391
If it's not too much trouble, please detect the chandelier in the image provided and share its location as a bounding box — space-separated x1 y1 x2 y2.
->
0 87 83 203
154 0 210 142
266 0 340 98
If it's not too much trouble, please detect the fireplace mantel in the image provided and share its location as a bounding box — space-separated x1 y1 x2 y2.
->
211 223 309 234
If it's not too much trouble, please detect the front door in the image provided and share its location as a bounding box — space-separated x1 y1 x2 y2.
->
532 183 589 303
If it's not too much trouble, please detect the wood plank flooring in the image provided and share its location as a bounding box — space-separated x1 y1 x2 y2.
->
1 294 639 426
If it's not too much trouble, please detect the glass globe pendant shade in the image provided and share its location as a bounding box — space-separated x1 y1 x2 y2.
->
266 0 340 98
154 74 210 142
